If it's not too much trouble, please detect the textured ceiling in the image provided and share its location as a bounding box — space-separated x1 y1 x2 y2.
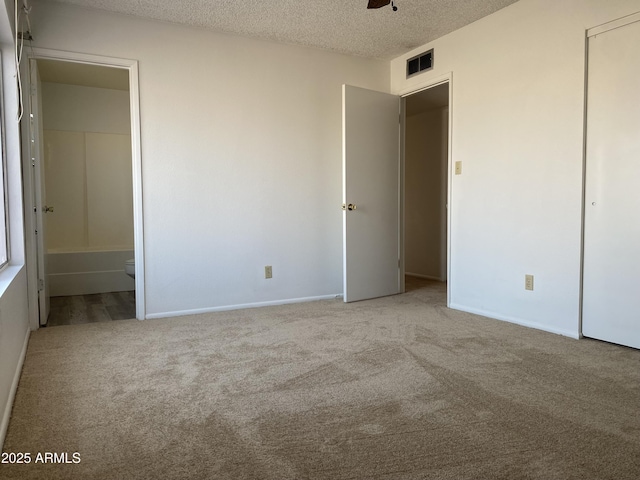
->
40 0 520 59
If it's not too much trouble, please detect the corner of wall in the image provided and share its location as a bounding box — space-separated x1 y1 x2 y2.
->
0 267 32 450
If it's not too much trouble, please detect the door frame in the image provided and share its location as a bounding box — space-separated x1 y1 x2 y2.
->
26 59 49 326
398 72 453 306
21 48 145 327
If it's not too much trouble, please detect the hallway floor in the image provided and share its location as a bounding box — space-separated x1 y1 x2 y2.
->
47 291 136 326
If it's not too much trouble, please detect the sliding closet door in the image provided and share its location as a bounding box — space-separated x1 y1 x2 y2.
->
583 17 640 349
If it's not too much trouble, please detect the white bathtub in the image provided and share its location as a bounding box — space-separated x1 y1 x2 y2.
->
47 247 135 297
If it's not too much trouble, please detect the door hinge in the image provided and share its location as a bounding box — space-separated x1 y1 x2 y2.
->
38 278 44 291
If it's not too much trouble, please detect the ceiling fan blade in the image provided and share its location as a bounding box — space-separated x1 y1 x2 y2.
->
367 0 391 9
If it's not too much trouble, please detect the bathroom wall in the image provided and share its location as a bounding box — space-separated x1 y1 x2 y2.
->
41 81 134 294
42 82 133 251
405 107 448 280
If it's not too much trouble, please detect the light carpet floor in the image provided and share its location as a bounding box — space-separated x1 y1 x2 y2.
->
2 279 640 479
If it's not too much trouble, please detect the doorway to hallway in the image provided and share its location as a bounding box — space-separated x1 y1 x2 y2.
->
403 82 450 289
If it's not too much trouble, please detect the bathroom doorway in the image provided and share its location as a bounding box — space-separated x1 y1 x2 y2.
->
38 59 134 325
22 50 145 327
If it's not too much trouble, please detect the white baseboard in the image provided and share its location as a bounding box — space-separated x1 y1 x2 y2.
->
145 294 342 320
0 327 30 450
449 303 580 339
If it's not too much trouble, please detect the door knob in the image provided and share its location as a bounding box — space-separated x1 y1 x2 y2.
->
342 203 357 211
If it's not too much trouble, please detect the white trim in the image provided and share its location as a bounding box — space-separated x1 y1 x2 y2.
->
399 94 406 294
578 32 590 339
397 73 452 98
22 48 145 321
0 327 29 449
341 85 347 300
450 303 580 339
127 61 145 321
587 11 640 38
446 74 453 308
24 49 136 68
0 265 22 298
399 72 453 308
19 57 39 331
0 50 9 270
145 294 341 319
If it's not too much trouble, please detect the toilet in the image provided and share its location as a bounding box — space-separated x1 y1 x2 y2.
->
125 258 135 279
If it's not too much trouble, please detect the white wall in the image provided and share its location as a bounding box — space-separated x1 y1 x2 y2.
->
392 0 640 337
42 82 133 251
405 107 447 280
43 130 134 250
29 0 389 316
1 0 31 447
42 82 130 134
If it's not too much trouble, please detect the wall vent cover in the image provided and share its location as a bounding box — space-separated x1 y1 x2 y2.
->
407 49 433 78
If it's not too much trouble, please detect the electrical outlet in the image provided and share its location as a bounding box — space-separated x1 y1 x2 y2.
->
455 161 462 175
525 274 534 291
265 266 273 279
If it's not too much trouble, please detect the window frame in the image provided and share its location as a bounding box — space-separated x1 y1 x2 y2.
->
0 51 10 270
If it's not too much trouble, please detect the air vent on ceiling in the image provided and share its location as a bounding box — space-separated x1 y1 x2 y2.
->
407 49 433 78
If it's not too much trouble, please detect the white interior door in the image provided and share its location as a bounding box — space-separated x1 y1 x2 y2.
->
583 18 640 349
342 85 400 302
29 59 50 326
